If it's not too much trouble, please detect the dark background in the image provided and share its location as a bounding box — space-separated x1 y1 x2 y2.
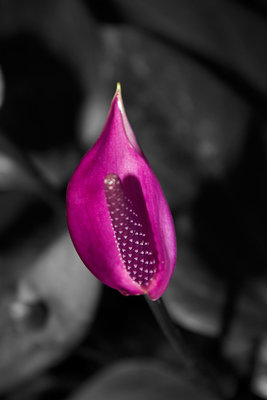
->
0 0 267 399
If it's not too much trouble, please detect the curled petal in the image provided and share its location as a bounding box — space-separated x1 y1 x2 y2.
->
66 84 176 300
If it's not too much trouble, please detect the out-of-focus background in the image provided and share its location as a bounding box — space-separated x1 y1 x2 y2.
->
0 1 267 399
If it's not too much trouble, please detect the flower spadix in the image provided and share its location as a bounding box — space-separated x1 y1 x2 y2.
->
66 84 176 300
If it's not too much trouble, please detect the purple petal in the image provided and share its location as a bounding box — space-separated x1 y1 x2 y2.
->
66 84 176 300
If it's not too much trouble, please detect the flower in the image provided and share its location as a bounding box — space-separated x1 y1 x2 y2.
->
66 84 176 300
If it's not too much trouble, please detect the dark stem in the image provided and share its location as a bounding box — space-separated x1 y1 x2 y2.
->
146 296 227 399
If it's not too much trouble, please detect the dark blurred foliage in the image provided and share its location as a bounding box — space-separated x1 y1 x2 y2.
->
0 32 84 150
0 0 267 399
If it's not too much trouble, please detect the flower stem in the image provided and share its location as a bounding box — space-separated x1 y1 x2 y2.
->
146 296 226 399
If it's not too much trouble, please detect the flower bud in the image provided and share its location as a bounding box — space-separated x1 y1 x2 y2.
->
67 84 176 300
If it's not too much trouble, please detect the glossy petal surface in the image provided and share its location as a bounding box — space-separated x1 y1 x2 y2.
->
66 85 176 299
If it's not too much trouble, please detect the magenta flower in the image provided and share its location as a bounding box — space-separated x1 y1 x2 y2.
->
66 84 176 300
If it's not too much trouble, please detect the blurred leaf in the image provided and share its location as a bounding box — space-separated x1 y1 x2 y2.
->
236 279 267 337
0 68 37 191
164 215 267 337
0 150 38 191
165 217 267 395
0 228 101 391
0 0 101 192
68 359 217 400
31 146 81 187
0 0 99 89
0 132 41 192
252 338 267 398
113 0 267 94
0 191 32 235
0 133 65 200
164 236 224 336
81 26 250 208
0 32 83 151
222 277 267 365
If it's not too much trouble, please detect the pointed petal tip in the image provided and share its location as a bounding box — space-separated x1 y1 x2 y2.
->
113 82 122 103
116 82 121 94
114 82 124 115
110 82 142 154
